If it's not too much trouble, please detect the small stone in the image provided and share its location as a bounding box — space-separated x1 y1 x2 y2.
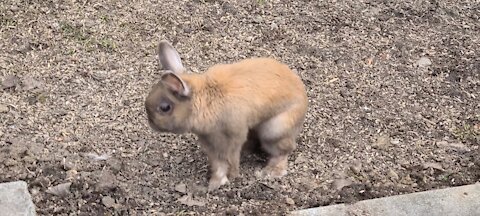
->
271 22 279 30
175 183 187 194
102 196 117 208
350 162 362 175
0 181 36 216
286 197 295 205
415 57 432 67
372 134 391 150
10 5 20 12
294 154 307 164
0 104 8 113
21 76 42 91
95 171 117 192
2 75 20 89
66 170 78 180
175 156 183 164
162 152 168 158
63 159 75 171
253 16 263 23
387 169 399 180
107 158 123 173
390 139 400 145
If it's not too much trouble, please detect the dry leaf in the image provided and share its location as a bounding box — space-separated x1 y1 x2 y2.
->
332 178 353 190
423 162 444 171
177 194 205 207
46 182 72 197
85 152 111 161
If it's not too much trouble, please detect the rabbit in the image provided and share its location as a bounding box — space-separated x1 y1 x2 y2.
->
145 40 308 191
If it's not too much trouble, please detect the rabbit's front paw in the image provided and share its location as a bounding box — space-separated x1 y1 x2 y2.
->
208 175 229 191
259 166 288 178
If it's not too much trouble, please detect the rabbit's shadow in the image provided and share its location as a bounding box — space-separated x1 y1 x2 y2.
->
240 130 269 168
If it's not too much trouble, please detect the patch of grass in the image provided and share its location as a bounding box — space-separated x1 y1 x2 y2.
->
96 37 116 52
60 21 116 52
257 0 267 5
100 15 109 22
452 123 480 143
60 21 90 42
0 15 17 28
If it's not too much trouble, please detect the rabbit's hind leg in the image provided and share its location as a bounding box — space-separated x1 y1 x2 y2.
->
256 106 304 178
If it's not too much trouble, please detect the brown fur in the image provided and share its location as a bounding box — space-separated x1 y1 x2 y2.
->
145 41 308 191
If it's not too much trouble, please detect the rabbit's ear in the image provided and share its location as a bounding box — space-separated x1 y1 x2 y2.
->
158 40 185 74
160 72 190 97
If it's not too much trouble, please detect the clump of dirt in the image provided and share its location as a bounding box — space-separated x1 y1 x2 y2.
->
0 0 479 215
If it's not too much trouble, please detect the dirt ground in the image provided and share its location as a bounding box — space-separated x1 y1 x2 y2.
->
1 0 479 215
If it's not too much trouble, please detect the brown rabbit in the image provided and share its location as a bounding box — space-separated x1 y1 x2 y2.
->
145 40 308 191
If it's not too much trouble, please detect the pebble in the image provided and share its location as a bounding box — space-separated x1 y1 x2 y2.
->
0 104 8 113
2 75 20 89
107 158 123 173
415 57 432 67
387 169 399 180
175 183 187 194
372 134 391 150
66 170 78 180
270 22 279 30
286 197 295 205
95 171 117 192
102 196 117 208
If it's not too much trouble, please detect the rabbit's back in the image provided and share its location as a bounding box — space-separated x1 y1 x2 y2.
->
205 58 308 126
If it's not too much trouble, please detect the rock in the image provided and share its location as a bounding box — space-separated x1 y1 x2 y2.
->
270 22 279 30
294 154 308 164
291 183 480 216
21 76 42 91
372 134 391 150
174 156 183 164
66 170 78 180
107 158 123 173
95 171 117 192
46 182 72 197
102 196 120 209
415 57 432 67
0 104 8 113
388 169 399 181
252 16 263 23
350 161 362 175
2 75 20 89
175 183 187 194
0 181 36 216
390 139 400 145
286 197 296 205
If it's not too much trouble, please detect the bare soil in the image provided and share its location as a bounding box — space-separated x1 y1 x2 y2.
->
1 0 479 215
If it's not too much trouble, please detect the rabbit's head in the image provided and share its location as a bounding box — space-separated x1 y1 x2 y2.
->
145 41 193 134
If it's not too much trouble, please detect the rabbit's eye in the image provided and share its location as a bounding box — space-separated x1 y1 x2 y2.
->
158 101 172 113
